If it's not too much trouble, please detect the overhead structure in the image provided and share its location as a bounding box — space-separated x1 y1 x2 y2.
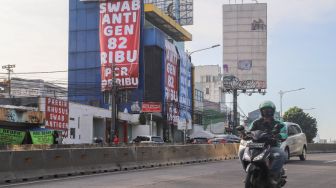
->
144 0 194 26
145 4 192 41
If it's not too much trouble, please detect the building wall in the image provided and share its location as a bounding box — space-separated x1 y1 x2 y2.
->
194 65 225 105
68 0 104 107
62 102 110 144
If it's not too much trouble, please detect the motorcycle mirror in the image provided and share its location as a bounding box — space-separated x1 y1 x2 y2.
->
236 125 245 132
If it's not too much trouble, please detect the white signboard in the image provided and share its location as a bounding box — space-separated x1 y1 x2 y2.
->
222 3 267 89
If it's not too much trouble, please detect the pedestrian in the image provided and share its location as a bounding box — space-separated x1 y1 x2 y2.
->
113 135 119 145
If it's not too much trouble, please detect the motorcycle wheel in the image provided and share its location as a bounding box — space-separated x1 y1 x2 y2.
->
244 171 254 188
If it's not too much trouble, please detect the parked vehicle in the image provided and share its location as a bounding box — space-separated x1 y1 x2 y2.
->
132 136 164 144
280 122 307 161
214 134 241 143
208 137 227 144
190 137 209 144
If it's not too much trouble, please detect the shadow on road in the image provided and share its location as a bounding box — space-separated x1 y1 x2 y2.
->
286 159 335 166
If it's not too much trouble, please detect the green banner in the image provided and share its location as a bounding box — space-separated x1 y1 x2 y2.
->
0 128 26 145
30 130 54 144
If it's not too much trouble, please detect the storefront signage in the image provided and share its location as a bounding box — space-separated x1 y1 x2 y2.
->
165 40 179 125
0 128 25 145
30 130 54 144
142 102 162 113
45 97 69 133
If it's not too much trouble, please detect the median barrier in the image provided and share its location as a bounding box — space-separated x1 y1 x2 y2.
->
11 150 46 181
42 149 73 177
307 143 336 153
0 144 240 183
0 152 14 183
116 147 138 170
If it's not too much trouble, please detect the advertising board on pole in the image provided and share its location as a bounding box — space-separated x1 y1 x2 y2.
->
222 3 267 89
177 48 192 130
45 97 69 136
165 40 179 126
100 0 142 90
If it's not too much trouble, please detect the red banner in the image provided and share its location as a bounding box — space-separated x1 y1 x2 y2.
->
45 97 69 131
142 102 162 113
165 40 179 125
99 0 141 90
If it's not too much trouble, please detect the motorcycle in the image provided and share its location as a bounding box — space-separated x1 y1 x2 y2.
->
237 126 287 188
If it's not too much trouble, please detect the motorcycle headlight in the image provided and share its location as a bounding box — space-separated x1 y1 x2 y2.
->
243 149 251 161
253 150 267 162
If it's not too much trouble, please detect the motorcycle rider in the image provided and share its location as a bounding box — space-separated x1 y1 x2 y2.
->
239 101 288 184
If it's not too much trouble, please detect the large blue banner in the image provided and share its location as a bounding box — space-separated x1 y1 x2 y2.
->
177 47 192 130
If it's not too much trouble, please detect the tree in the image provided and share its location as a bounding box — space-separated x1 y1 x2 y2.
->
283 106 318 143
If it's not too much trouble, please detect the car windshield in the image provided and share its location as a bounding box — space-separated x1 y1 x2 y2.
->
151 137 163 142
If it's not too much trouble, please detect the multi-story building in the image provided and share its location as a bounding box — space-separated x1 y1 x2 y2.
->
68 0 193 143
0 78 67 99
194 65 226 112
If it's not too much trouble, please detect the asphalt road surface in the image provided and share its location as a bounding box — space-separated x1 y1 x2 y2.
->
2 153 336 188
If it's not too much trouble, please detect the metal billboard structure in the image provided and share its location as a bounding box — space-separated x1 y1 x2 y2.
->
144 0 193 25
222 3 267 91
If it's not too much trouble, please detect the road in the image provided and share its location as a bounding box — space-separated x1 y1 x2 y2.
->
2 153 336 188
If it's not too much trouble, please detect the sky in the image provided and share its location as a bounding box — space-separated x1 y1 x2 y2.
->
0 0 335 140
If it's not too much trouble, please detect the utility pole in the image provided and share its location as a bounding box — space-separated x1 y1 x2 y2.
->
110 63 118 143
232 89 238 135
2 64 15 98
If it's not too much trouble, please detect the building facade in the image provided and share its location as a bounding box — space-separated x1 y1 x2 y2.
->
68 0 193 143
194 65 226 112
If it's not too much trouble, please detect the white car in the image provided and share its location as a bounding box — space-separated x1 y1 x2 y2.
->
239 122 307 162
280 122 307 161
132 135 164 144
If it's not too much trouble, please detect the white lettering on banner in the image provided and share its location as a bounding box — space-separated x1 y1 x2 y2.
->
100 0 141 13
100 0 141 90
103 25 134 36
100 50 138 64
45 97 69 131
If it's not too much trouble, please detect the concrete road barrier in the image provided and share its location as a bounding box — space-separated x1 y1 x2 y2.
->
0 144 240 183
307 143 336 153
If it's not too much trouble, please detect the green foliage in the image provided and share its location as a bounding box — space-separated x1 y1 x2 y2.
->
283 106 318 143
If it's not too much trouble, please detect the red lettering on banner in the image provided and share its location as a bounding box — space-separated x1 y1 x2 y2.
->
100 0 141 90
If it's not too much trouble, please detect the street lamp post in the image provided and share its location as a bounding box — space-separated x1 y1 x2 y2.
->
302 108 316 111
188 44 220 55
279 88 305 117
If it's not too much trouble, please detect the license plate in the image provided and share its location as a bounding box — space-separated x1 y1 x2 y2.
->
247 143 264 148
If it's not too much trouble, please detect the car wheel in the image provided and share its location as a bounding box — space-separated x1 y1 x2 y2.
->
299 147 307 161
284 147 290 163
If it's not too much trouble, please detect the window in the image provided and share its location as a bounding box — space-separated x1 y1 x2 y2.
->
70 128 76 139
195 89 204 102
78 117 80 129
206 88 210 95
70 117 75 121
293 125 302 133
288 125 299 136
206 75 211 83
119 90 132 103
